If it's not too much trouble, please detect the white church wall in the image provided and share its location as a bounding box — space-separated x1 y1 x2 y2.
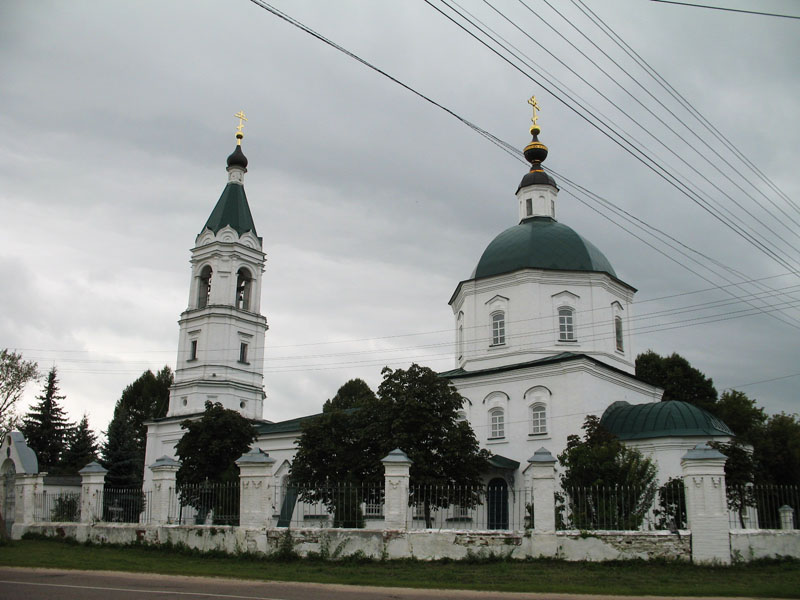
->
454 357 662 481
451 269 635 375
625 436 733 484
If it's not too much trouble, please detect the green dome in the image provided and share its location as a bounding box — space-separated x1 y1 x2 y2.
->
472 217 617 279
600 401 734 441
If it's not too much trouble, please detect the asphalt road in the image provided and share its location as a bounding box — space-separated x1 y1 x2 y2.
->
0 568 772 600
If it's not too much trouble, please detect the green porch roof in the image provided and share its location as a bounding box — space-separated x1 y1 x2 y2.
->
600 400 733 440
203 183 258 237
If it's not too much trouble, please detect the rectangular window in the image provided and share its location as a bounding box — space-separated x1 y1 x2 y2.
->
531 406 547 435
492 313 505 345
558 308 575 341
189 340 198 360
490 410 505 439
615 316 624 352
239 342 249 363
525 197 533 216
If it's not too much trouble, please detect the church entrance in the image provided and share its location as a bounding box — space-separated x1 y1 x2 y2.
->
1 460 16 531
487 477 508 530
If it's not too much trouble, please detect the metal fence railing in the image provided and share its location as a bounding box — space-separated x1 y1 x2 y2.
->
728 484 799 530
274 482 385 528
169 482 240 525
407 484 532 531
33 491 80 522
96 487 151 524
558 482 684 531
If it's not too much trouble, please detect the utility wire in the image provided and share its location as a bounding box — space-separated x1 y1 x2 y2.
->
519 0 800 237
571 0 800 216
428 0 800 274
650 0 800 20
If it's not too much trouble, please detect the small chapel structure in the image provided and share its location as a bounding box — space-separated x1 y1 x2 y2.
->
143 105 734 492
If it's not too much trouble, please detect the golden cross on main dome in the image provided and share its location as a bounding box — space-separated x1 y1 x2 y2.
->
528 95 541 134
234 110 247 145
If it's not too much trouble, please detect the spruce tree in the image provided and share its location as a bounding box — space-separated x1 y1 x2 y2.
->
102 405 142 488
61 414 99 474
20 366 72 472
101 367 173 487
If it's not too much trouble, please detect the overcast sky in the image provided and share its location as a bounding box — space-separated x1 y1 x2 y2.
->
2 0 798 438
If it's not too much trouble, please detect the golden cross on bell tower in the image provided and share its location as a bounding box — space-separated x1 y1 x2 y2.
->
234 110 247 145
528 95 541 133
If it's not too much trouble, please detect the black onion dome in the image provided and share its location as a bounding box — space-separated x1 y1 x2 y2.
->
518 132 556 191
227 145 248 169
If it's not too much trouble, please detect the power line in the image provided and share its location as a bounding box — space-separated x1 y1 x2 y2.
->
570 0 800 217
428 0 800 274
650 0 800 20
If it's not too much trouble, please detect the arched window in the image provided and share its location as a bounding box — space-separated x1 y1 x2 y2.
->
236 268 252 310
489 408 505 439
558 307 575 342
457 312 464 360
456 410 467 423
197 266 212 309
530 403 547 435
615 315 624 352
492 312 506 345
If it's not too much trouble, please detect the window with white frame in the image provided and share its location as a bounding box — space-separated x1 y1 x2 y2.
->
455 410 467 423
457 312 464 359
530 403 547 435
558 307 576 341
489 408 505 439
615 315 624 352
492 311 506 345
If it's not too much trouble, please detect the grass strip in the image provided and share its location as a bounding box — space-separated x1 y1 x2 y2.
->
0 538 798 598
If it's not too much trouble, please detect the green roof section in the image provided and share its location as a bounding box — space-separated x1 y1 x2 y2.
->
600 400 734 441
202 183 258 237
472 216 617 280
488 454 520 470
255 413 319 435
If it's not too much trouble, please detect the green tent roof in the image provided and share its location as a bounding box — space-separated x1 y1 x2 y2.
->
202 183 257 237
472 216 617 280
600 400 733 441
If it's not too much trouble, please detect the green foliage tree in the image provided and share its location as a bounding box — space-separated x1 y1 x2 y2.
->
0 349 39 434
101 367 172 487
758 412 800 485
635 350 718 412
291 365 490 528
60 414 99 474
175 401 256 524
558 416 657 530
20 366 72 472
713 390 766 442
101 406 142 488
322 378 376 412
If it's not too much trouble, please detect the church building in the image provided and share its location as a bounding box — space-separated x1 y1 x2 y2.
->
144 105 733 492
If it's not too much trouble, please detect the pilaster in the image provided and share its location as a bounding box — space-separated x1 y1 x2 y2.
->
681 443 730 564
382 449 412 530
236 448 275 528
525 447 556 532
150 456 180 524
78 462 107 523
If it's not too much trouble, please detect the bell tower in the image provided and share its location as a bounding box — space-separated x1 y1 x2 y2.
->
166 113 268 420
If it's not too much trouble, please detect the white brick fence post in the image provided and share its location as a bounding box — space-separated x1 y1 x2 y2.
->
681 443 730 564
79 462 107 523
149 456 180 525
382 448 412 530
236 448 275 529
779 505 795 530
525 447 556 532
10 473 44 538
